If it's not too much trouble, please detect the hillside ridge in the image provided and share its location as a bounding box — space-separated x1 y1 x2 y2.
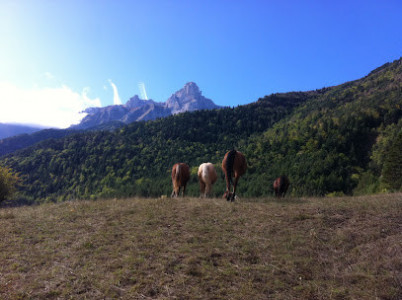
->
0 123 43 140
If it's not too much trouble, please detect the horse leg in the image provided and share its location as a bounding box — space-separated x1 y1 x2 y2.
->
171 185 177 198
280 187 284 197
182 185 186 197
226 186 231 201
231 176 239 201
200 181 206 198
205 183 210 198
225 174 232 201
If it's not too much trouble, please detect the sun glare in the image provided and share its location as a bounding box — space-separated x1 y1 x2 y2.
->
0 82 101 128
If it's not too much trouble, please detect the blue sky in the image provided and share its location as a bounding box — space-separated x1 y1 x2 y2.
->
0 0 401 127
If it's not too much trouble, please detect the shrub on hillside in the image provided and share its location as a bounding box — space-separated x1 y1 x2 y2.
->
382 131 402 190
0 166 19 203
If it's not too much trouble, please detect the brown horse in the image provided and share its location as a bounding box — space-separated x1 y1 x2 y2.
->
273 175 290 197
171 163 190 197
222 150 247 201
198 162 217 198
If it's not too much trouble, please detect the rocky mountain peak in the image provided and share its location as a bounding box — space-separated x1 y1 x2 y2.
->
183 82 201 95
125 95 155 109
172 82 202 99
74 82 220 129
165 82 218 114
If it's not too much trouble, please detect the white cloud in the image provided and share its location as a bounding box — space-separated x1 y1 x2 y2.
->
138 82 148 100
0 82 102 128
109 79 122 105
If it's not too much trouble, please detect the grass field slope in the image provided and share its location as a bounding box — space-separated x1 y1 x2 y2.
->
1 194 401 299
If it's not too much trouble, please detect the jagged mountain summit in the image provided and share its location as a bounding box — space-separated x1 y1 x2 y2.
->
74 82 220 129
166 82 219 114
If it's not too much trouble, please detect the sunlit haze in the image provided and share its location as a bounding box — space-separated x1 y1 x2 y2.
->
0 0 401 128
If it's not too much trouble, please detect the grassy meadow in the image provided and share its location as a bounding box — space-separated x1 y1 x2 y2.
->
0 194 401 299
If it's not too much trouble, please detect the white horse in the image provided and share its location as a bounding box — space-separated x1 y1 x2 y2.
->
198 163 217 198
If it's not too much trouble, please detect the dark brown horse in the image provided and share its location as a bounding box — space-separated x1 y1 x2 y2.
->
222 150 247 201
273 175 290 197
171 163 190 197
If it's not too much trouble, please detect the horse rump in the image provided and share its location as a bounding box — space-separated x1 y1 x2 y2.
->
171 163 190 197
273 175 290 197
222 150 247 201
198 162 217 198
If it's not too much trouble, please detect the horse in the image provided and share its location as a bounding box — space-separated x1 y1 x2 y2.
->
198 163 217 198
222 150 247 201
171 163 190 197
273 175 290 197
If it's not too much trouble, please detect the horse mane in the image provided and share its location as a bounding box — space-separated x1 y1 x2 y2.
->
225 149 237 184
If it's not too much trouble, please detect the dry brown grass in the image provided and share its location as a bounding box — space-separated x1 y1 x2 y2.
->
0 194 401 299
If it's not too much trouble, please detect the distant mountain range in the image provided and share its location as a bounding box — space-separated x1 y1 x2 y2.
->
74 82 220 129
0 123 43 140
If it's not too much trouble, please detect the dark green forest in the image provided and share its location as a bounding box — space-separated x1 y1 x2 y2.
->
0 128 80 157
1 58 402 203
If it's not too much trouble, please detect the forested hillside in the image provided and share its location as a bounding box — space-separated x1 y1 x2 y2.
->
0 128 80 157
1 58 401 203
245 58 402 196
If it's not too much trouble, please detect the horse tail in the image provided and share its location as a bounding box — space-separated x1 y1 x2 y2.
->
225 149 237 184
175 163 181 181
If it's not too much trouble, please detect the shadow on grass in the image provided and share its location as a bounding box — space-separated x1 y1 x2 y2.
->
0 197 36 208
